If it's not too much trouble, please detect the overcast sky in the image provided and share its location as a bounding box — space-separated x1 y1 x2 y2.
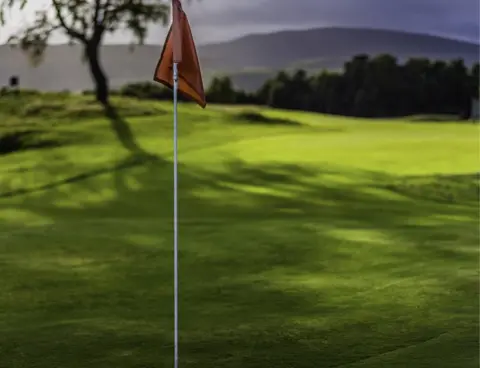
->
0 0 478 45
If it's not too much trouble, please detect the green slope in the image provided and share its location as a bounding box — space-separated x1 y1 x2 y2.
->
0 94 478 367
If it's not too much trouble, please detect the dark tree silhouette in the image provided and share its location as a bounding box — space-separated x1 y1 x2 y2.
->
207 76 237 104
0 0 173 105
246 54 479 118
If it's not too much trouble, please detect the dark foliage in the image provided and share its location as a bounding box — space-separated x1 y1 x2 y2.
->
118 54 479 119
116 82 191 103
254 55 479 118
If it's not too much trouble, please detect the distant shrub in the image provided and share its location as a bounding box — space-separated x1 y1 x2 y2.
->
120 82 171 100
18 89 41 96
22 101 66 117
117 79 259 105
81 89 120 96
0 88 40 97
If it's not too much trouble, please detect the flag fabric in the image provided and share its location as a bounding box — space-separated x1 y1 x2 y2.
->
153 0 206 108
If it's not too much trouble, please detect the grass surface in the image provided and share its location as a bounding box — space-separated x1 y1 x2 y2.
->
0 94 478 367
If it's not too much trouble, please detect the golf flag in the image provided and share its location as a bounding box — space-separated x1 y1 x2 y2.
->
153 0 206 108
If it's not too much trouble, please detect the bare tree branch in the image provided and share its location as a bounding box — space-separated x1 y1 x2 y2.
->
52 0 87 42
93 0 101 26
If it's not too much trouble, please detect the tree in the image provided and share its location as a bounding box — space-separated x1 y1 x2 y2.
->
290 69 311 110
0 0 175 106
343 54 369 114
368 54 401 116
207 76 236 104
266 71 291 108
470 63 480 99
255 79 273 105
402 58 431 113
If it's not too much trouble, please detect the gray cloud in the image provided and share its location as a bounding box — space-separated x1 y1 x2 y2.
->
169 0 480 44
2 0 478 45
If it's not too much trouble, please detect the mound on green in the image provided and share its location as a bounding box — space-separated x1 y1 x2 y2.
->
0 94 478 368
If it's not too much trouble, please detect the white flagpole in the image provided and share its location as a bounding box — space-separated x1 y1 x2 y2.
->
171 1 182 366
173 60 179 368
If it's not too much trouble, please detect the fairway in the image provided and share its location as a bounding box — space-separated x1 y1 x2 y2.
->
0 95 478 367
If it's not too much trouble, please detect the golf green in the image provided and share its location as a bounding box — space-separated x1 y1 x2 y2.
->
0 94 478 367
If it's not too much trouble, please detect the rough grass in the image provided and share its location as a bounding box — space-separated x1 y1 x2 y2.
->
0 91 164 122
0 94 478 367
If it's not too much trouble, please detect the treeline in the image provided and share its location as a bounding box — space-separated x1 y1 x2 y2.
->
117 54 480 118
257 55 479 118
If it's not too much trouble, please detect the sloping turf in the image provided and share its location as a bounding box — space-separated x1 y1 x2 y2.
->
0 94 478 367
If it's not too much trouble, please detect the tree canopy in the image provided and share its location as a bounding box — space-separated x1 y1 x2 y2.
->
0 0 173 104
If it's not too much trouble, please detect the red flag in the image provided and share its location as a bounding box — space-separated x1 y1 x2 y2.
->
153 0 206 108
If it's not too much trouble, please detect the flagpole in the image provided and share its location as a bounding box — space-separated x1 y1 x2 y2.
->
153 0 203 364
173 61 179 368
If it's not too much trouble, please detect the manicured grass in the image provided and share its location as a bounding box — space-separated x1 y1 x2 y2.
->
0 94 478 367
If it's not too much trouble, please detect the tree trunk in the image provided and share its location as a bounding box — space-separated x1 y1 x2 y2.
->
85 41 109 105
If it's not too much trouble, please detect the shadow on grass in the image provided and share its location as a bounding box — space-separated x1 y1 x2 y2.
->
104 103 155 158
0 154 156 199
406 114 461 123
0 103 160 198
232 111 302 126
382 172 479 204
0 130 62 155
0 157 478 367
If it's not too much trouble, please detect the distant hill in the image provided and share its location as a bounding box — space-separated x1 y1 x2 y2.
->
0 27 478 93
203 27 479 91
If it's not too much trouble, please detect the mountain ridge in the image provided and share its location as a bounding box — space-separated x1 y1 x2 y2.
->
0 27 477 92
200 26 480 48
